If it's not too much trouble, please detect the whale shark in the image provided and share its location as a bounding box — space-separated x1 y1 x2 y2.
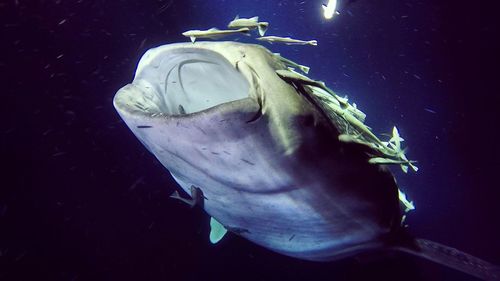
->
113 41 499 280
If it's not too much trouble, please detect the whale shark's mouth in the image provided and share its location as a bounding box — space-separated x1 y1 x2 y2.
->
116 47 250 116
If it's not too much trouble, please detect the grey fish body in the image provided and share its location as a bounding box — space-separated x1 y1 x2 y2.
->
114 41 398 260
257 36 317 46
114 42 499 279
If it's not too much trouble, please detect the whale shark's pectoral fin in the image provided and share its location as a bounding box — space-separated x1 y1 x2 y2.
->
209 217 228 244
170 185 206 208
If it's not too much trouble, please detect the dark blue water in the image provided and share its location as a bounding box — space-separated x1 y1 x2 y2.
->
1 0 497 280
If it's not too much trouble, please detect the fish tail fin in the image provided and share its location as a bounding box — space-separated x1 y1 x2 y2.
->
399 238 500 280
299 65 310 74
309 40 318 46
258 22 269 36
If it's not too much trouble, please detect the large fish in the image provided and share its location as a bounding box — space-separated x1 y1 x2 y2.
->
113 41 499 280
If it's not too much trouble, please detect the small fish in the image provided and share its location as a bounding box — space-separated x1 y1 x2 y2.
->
228 16 269 36
424 107 436 114
129 177 145 191
322 0 340 20
398 188 415 212
52 151 66 157
256 36 317 46
368 157 418 173
274 53 310 74
368 157 416 165
182 27 250 43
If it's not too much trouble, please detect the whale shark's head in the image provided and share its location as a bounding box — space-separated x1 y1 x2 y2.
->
117 44 250 116
114 41 400 261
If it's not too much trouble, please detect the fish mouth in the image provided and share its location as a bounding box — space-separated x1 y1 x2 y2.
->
114 46 250 117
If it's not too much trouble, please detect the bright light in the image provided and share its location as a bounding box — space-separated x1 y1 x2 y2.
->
322 0 338 20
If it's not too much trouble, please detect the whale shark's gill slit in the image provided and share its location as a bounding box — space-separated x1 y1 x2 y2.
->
245 104 262 123
242 61 260 79
245 71 263 124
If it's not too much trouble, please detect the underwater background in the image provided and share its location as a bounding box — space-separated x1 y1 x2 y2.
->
1 0 497 280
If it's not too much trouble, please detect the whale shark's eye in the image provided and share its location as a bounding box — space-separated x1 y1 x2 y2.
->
118 47 250 116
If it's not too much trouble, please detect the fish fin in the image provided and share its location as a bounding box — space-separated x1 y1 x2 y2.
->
234 15 239 20
169 190 180 199
399 238 500 280
400 164 409 173
190 36 196 43
409 162 419 172
209 217 228 244
250 16 259 21
322 4 327 10
299 65 310 74
258 22 269 36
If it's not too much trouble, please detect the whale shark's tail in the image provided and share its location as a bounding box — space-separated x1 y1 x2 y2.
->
397 238 499 280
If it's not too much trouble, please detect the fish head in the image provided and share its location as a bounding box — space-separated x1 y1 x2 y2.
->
227 20 238 29
114 41 402 261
